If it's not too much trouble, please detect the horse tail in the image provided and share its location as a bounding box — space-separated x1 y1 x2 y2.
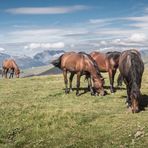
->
51 54 63 68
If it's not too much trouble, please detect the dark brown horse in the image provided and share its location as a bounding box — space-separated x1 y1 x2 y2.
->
2 59 20 78
90 51 121 93
51 52 105 96
118 49 144 113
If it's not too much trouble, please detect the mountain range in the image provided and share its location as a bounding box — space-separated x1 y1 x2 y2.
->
0 50 65 69
0 49 148 70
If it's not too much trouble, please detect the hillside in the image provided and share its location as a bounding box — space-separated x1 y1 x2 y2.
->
0 69 148 147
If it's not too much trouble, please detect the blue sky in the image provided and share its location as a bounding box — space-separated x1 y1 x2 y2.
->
0 0 148 56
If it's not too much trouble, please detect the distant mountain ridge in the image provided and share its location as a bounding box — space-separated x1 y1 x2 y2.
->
34 49 65 65
0 50 65 69
0 49 147 69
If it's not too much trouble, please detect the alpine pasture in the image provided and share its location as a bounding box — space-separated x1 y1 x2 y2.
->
0 69 148 148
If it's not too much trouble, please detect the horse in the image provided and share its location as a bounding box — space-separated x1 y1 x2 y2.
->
90 51 121 93
67 52 104 95
51 52 105 96
2 59 20 78
118 49 144 113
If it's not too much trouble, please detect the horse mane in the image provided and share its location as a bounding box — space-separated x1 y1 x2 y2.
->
128 52 144 99
78 52 103 78
12 59 19 71
130 52 143 83
106 51 121 60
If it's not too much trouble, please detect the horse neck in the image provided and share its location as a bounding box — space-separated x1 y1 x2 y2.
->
87 62 102 80
12 61 19 71
82 53 102 80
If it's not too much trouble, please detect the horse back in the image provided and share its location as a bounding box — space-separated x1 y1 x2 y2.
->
106 51 121 69
2 59 14 69
119 50 144 81
90 52 108 71
61 52 85 72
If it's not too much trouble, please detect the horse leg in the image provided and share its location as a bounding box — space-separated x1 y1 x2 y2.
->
2 68 5 78
76 72 81 96
112 70 116 91
63 70 69 94
9 69 13 79
69 73 75 92
5 69 8 79
108 69 115 93
126 86 131 108
11 69 14 78
86 75 95 95
117 73 123 86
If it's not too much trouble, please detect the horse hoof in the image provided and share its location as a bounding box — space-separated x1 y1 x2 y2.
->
91 93 95 96
65 90 69 94
76 93 80 96
95 92 99 96
110 90 115 93
69 89 73 93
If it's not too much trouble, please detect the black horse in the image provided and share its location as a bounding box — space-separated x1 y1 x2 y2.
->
118 49 144 113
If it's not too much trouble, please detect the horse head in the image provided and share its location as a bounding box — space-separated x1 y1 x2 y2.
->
130 89 140 113
93 76 105 96
15 68 20 78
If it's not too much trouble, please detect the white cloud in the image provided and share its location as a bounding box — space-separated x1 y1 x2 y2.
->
0 47 5 52
128 33 147 42
5 5 90 14
10 29 61 36
24 42 65 50
89 19 106 24
100 40 107 45
2 11 148 56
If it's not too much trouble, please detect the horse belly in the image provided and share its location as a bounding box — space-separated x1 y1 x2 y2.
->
62 60 78 72
94 56 107 72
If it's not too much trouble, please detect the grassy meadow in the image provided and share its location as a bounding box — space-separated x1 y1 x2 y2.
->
0 69 148 148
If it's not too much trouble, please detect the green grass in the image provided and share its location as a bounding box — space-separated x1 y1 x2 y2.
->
0 70 148 148
21 65 53 76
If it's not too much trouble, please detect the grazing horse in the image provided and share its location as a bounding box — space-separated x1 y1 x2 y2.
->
51 52 105 96
118 49 144 113
90 51 121 93
2 59 20 78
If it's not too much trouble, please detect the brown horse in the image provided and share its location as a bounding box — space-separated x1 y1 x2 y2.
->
118 49 144 113
2 59 20 78
51 52 105 96
90 51 121 93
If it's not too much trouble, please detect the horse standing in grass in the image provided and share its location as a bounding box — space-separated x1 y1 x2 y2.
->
51 52 105 96
118 49 144 113
90 51 121 93
2 59 20 78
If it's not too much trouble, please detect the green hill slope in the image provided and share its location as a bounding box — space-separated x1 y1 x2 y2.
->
0 70 148 147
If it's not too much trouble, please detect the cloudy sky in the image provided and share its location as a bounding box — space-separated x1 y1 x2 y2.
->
0 0 148 57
